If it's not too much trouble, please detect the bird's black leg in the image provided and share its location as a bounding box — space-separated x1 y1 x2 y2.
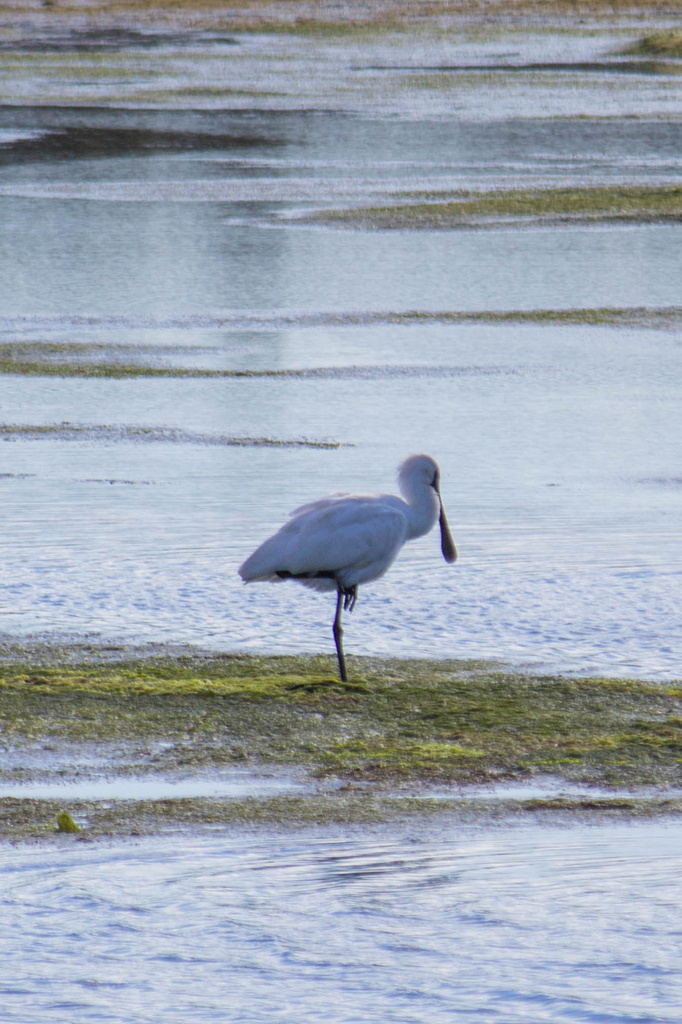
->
343 586 358 612
333 588 348 682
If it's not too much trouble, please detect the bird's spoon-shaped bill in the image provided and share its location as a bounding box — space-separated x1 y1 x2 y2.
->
439 501 457 563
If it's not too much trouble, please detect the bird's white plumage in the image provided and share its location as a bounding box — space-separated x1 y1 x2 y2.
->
240 493 410 591
239 454 451 594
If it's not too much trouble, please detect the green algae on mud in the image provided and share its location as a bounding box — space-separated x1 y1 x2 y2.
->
4 791 682 843
623 30 682 56
56 811 80 833
0 423 344 449
0 359 498 379
0 794 421 843
2 654 682 788
0 357 388 379
3 0 680 37
304 185 682 230
1 305 681 382
389 306 682 328
0 356 503 379
2 653 682 840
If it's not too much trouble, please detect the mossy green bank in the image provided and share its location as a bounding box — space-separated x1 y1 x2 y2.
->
1 306 680 382
3 653 682 783
4 791 681 843
306 185 682 230
3 0 680 36
3 653 682 839
623 30 682 57
0 423 342 449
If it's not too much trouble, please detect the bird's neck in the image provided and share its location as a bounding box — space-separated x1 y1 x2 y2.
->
404 487 440 541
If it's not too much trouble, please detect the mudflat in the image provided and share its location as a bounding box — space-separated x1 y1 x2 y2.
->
2 0 682 37
2 649 682 841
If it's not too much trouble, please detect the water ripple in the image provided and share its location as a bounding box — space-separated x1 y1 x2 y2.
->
2 823 681 1022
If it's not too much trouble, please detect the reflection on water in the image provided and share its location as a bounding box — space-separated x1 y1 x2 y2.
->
1 821 681 1022
3 196 682 314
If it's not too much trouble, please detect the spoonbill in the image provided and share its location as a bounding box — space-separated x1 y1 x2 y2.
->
238 454 457 681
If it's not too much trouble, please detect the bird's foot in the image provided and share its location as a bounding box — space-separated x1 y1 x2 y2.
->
343 586 358 612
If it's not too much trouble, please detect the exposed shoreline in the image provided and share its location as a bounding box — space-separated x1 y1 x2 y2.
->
1 0 682 46
302 186 682 231
2 647 681 842
3 0 682 34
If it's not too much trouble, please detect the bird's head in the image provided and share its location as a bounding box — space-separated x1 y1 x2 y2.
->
397 454 457 564
397 453 440 496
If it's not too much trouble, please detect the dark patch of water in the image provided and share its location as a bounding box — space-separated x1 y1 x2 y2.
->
1 107 681 182
0 125 283 166
0 28 240 53
361 60 682 75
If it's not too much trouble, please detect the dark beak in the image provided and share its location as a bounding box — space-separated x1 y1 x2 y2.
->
437 493 457 564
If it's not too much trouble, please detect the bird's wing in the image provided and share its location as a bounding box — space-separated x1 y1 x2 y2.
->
286 498 408 576
239 496 408 582
288 492 351 518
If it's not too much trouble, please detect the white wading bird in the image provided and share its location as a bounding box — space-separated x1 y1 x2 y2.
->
238 454 457 682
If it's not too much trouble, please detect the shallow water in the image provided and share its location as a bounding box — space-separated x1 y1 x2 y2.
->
2 820 682 1023
2 315 682 676
1 29 682 119
0 768 311 802
1 31 682 677
1 772 674 804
